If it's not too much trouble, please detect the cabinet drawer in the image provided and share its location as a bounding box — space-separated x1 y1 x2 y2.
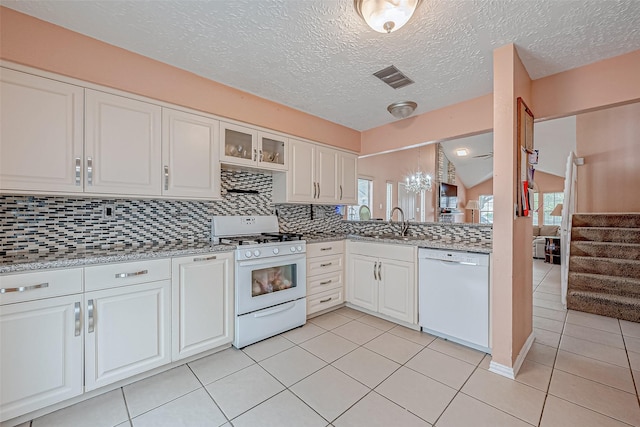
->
307 287 344 315
0 268 83 305
84 259 171 292
307 254 343 276
307 241 344 258
307 271 343 295
348 241 416 262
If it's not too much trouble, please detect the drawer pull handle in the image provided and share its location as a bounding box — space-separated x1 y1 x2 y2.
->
0 282 49 294
320 247 333 251
115 269 148 279
319 279 332 285
320 262 333 267
320 297 332 303
88 299 95 333
194 255 217 262
74 302 81 336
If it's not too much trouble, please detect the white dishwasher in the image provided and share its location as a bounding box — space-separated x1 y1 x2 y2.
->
418 248 490 353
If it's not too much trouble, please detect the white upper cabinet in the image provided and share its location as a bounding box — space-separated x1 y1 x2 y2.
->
338 152 358 205
0 69 84 193
85 89 162 196
162 108 220 199
220 122 287 171
274 138 356 205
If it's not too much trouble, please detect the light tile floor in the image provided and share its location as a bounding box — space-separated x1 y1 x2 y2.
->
21 260 640 427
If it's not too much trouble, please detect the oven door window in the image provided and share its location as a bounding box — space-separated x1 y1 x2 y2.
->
251 264 297 297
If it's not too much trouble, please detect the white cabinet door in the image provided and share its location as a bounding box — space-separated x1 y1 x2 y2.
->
84 280 171 391
85 89 161 196
257 131 287 171
347 254 378 312
162 108 220 199
338 152 358 205
378 258 415 324
171 253 234 361
0 295 83 422
287 139 316 202
219 121 258 168
0 69 84 193
315 146 338 203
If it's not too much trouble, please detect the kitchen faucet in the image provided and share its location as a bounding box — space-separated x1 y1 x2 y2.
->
389 206 409 237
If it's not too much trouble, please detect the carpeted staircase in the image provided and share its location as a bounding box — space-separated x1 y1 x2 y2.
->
567 213 640 322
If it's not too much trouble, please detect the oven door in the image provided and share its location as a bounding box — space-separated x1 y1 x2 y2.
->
236 253 306 315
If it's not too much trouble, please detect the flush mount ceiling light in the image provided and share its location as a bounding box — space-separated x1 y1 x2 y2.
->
354 0 423 33
387 101 417 119
455 148 469 157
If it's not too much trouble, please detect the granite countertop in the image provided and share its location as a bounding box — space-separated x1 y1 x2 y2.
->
0 241 235 274
305 233 492 254
2 233 492 275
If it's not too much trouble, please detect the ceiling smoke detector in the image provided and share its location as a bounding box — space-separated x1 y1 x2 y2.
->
387 101 417 119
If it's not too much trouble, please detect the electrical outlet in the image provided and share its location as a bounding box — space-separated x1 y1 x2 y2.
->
102 204 116 219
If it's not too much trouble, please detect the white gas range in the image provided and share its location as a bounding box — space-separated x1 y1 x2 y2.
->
211 216 306 348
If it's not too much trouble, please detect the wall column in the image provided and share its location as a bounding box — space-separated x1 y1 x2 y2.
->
490 44 534 378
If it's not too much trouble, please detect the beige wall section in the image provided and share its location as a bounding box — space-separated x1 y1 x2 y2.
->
358 144 437 221
0 7 360 152
532 50 640 120
360 94 494 156
492 44 533 369
576 102 640 213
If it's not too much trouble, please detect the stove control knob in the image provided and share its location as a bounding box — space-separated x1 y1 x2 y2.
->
253 250 261 257
290 246 296 253
273 248 280 255
244 250 252 258
297 245 303 252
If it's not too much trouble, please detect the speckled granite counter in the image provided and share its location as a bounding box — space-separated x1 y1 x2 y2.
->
304 233 492 254
0 242 235 274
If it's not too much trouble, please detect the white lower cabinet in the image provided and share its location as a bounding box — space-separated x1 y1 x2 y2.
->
171 252 234 361
84 279 171 391
0 268 84 422
0 295 83 422
346 241 417 324
306 241 345 315
83 259 172 392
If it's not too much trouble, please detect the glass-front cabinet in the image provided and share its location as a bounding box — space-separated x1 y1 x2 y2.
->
220 121 287 171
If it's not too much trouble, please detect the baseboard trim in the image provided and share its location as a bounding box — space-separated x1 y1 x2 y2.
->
489 331 535 380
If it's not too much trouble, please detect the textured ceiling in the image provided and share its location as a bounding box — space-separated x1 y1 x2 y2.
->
4 0 640 131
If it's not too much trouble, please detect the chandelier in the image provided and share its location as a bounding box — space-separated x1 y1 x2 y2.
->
405 170 432 193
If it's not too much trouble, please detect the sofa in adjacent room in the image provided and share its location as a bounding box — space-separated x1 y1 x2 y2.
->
533 225 560 258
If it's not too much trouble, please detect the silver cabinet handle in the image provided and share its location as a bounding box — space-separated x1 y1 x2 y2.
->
194 255 217 262
75 158 81 186
319 279 332 285
340 185 343 200
317 182 320 198
87 299 95 333
164 165 169 191
373 261 378 280
320 262 333 267
87 157 93 185
115 269 148 279
74 302 81 336
253 148 257 161
0 282 49 294
320 297 332 303
313 182 317 199
378 262 382 281
320 247 333 251
259 149 263 162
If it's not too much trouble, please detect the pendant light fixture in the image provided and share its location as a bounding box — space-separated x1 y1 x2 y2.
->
354 0 423 34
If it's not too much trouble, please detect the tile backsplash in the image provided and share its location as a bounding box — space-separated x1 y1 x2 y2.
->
1 169 491 256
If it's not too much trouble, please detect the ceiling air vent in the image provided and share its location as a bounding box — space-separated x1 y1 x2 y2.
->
373 65 414 89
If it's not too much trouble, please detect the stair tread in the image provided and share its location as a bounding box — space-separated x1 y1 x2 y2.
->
568 289 640 304
572 241 640 247
572 226 640 231
570 255 640 264
569 271 640 282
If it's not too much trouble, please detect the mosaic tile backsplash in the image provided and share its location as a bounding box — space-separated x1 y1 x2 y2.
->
1 169 491 256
